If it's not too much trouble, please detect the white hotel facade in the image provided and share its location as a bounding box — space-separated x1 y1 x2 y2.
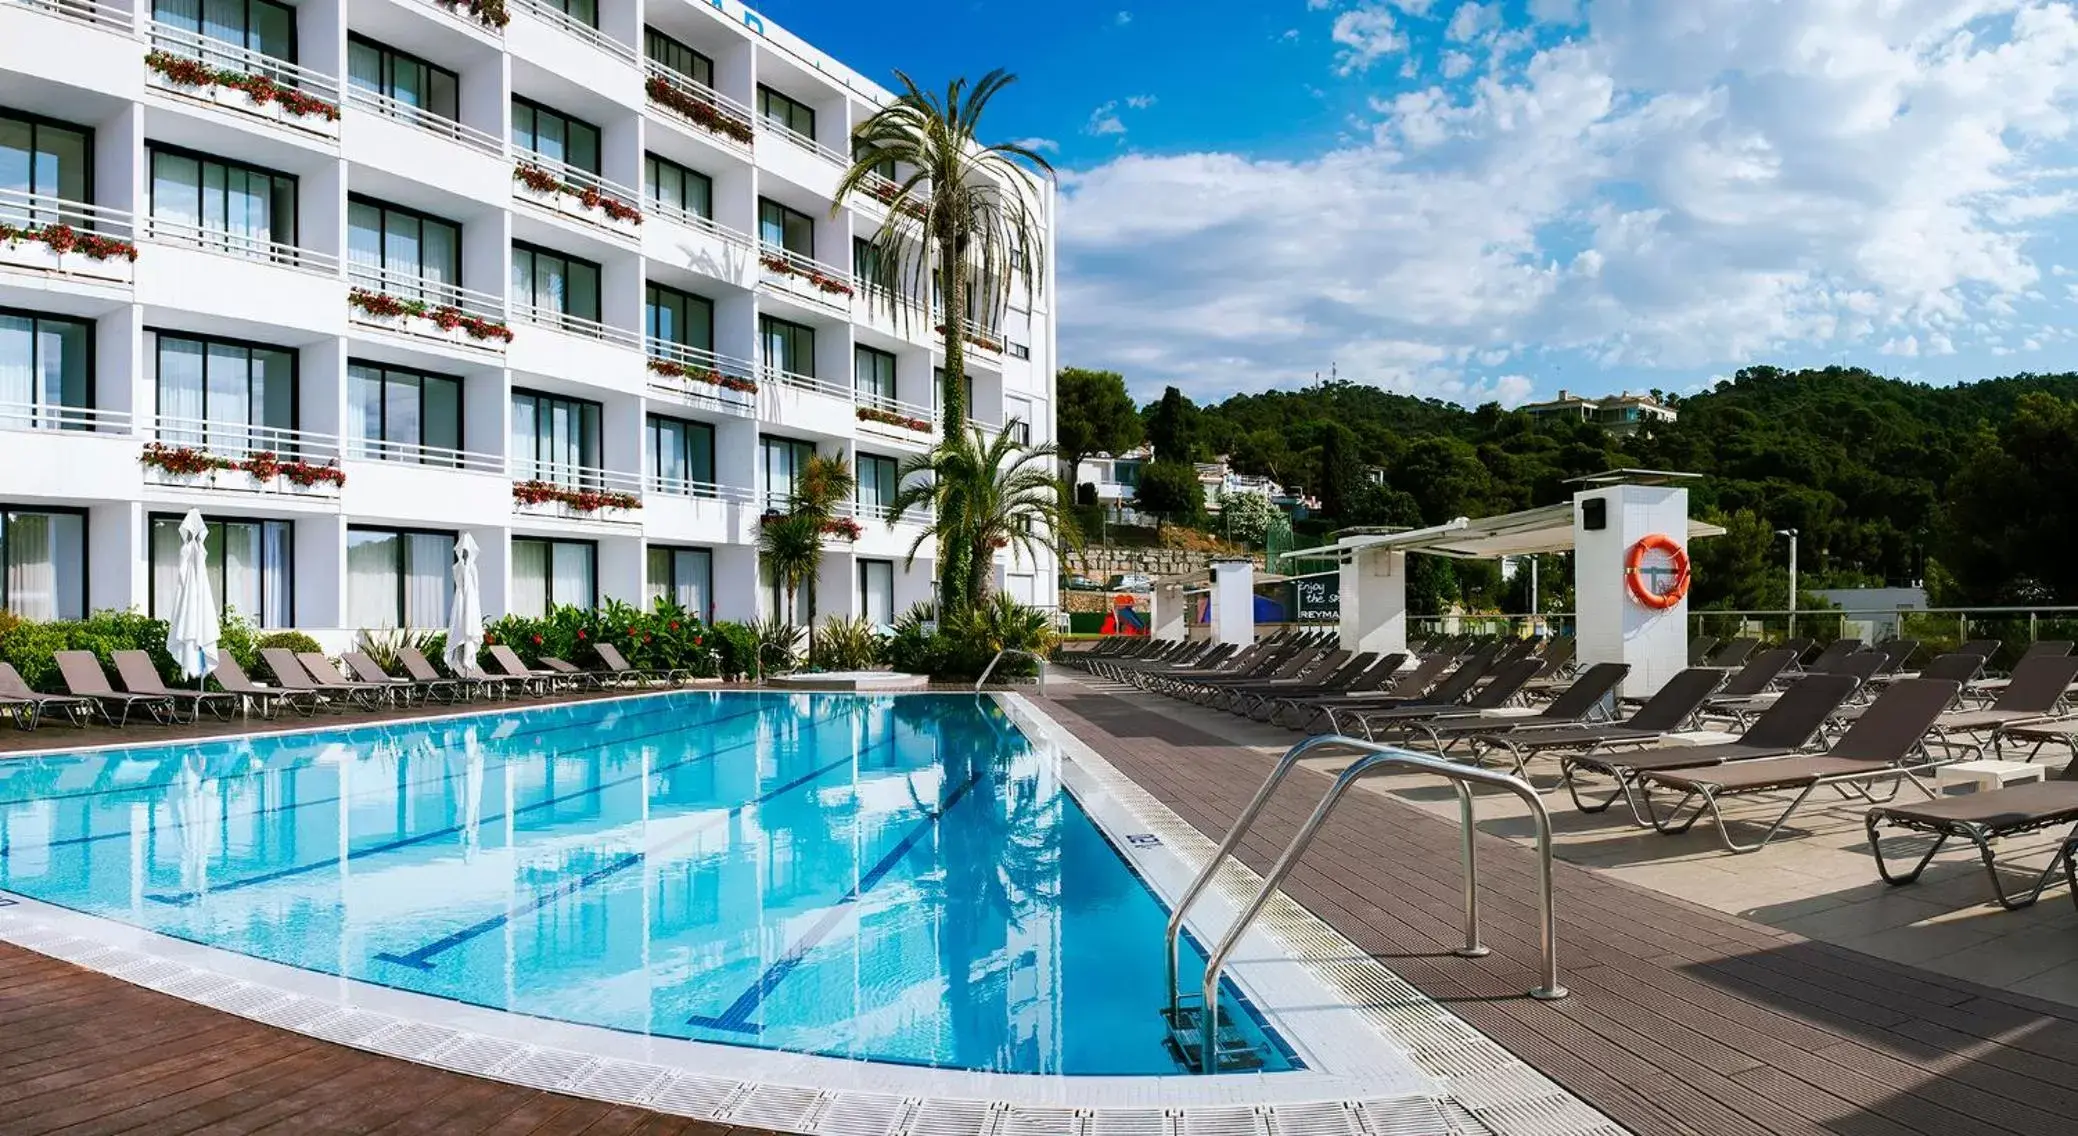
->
0 0 1056 639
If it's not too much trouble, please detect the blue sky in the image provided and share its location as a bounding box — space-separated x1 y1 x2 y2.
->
756 1 2078 407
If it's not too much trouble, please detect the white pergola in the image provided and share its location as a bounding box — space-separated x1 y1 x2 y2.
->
1283 505 1726 564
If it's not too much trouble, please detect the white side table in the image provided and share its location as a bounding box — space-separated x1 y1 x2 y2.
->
1934 759 2048 794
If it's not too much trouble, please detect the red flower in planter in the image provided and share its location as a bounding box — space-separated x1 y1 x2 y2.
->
577 628 587 640
669 621 681 631
643 634 653 643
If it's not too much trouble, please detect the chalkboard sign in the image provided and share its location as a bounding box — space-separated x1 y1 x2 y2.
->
1294 573 1340 620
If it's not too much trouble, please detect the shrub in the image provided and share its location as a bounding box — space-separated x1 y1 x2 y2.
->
256 630 324 656
0 609 180 691
749 617 803 674
218 609 260 671
808 616 885 671
710 621 759 680
883 597 1056 681
359 626 439 673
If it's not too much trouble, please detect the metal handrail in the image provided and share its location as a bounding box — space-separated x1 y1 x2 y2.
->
644 196 754 247
1166 734 1565 1075
348 265 507 321
149 415 341 462
759 117 848 167
344 85 506 157
761 365 850 401
509 302 644 349
642 60 756 137
144 215 339 274
0 401 130 432
510 0 636 62
12 0 132 31
0 188 136 239
646 474 753 501
975 649 1046 693
147 21 342 103
345 436 504 473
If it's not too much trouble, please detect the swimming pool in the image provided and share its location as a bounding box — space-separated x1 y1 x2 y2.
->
0 691 1292 1076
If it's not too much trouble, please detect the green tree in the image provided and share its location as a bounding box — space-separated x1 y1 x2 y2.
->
1144 386 1199 462
1220 491 1279 545
756 453 855 655
889 423 1073 612
1133 460 1204 525
1056 367 1142 479
840 71 1052 609
1316 422 1363 520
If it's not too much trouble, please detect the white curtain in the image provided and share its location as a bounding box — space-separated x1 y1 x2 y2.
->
3 514 53 620
551 541 593 610
405 533 454 627
261 521 292 627
674 549 711 616
0 315 31 429
512 540 549 618
347 199 384 288
151 518 181 619
222 522 261 621
346 530 400 628
155 336 206 445
860 560 894 628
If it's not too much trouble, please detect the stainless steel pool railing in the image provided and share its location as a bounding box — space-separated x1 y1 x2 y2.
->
975 649 1047 694
1163 734 1566 1075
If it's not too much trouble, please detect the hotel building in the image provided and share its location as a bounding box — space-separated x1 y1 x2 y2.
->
0 0 1057 640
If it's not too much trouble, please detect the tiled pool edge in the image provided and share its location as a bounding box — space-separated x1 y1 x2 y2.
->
0 691 1623 1136
996 694 1627 1136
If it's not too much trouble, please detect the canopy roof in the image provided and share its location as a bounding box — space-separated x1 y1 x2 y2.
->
1285 503 1726 563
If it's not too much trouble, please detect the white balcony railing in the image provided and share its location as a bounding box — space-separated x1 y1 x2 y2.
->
512 150 644 236
345 436 505 474
759 117 848 168
645 196 754 249
761 364 850 401
642 60 755 149
758 243 855 306
12 0 131 33
647 474 754 502
150 416 341 463
146 22 343 106
348 264 508 323
417 0 505 35
509 302 643 350
0 402 131 434
0 187 137 241
344 85 506 158
510 0 636 63
857 172 931 220
143 214 341 275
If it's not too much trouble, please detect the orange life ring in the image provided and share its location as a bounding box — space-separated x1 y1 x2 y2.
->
1625 534 1690 610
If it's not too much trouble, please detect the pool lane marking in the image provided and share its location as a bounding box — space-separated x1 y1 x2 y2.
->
686 768 984 1034
15 697 755 864
374 736 884 971
141 702 793 906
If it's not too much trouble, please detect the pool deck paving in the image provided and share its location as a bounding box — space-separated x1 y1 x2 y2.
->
4 677 2078 1132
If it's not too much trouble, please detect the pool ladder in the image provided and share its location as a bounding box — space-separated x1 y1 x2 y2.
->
974 649 1047 694
1161 734 1567 1075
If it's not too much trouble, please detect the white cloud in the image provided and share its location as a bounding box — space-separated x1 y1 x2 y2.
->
1527 0 1579 23
1126 94 1158 110
1057 0 2078 404
1331 5 1409 75
1085 102 1125 136
1446 1 1496 42
1115 10 1131 25
1013 137 1061 154
1441 50 1475 79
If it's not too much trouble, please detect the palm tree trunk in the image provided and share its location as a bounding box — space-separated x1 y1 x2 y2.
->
805 570 818 660
936 226 972 615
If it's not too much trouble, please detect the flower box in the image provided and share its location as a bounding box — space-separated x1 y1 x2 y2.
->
644 77 754 146
144 51 341 139
513 164 642 237
934 323 1006 354
856 406 932 433
511 479 641 516
759 253 855 301
646 357 758 395
140 443 346 496
348 289 513 350
433 0 508 30
0 224 136 284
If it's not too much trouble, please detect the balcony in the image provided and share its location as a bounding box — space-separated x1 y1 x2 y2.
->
759 363 856 436
852 282 934 349
511 152 644 244
506 0 639 109
755 119 842 198
144 23 343 143
0 403 139 502
340 438 511 526
343 86 511 204
757 244 853 315
1 0 135 92
644 340 758 418
507 304 641 393
141 419 347 507
510 462 645 530
645 477 756 545
852 391 938 450
643 61 754 155
137 217 343 333
855 172 930 225
0 190 139 289
643 199 754 289
347 267 513 358
843 499 931 560
412 0 508 41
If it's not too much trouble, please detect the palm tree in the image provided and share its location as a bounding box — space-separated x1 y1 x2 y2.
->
839 71 1053 610
888 421 1075 612
757 453 856 655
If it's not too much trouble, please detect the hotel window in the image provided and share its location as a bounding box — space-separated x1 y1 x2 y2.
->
149 147 297 254
347 361 461 464
1006 395 1033 444
0 309 91 430
757 197 813 257
648 546 712 618
1 508 85 621
346 527 455 629
644 28 713 87
0 111 91 224
345 36 458 122
644 153 712 220
933 366 975 421
856 453 898 516
347 196 460 299
854 345 896 407
511 242 602 323
759 315 815 379
760 434 815 509
152 332 295 456
852 236 885 285
759 559 809 624
857 559 894 628
540 0 596 28
511 98 600 175
755 86 815 139
149 514 293 626
152 0 295 65
645 281 713 357
512 537 595 616
646 414 715 496
511 389 601 486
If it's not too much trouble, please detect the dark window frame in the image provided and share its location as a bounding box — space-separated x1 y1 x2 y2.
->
643 151 713 219
511 536 599 611
346 359 463 462
857 558 895 626
643 28 714 87
146 510 295 624
510 96 602 175
149 327 300 442
755 84 815 140
757 196 814 257
0 108 94 204
345 524 458 629
644 279 714 352
0 503 89 621
151 0 299 62
510 241 604 322
345 33 460 120
645 412 716 495
0 305 95 416
647 544 715 620
758 314 816 379
347 193 463 287
511 386 604 483
853 344 896 404
146 142 300 247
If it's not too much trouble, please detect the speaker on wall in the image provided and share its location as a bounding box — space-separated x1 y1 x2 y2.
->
1581 499 1607 531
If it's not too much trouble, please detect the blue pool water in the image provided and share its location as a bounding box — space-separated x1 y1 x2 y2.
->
0 692 1293 1075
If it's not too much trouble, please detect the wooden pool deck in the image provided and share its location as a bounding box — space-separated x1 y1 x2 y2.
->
2 680 2078 1133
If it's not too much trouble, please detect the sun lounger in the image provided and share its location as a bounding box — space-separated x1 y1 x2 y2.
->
55 650 173 727
1704 651 1883 730
1263 653 1407 727
1868 767 2078 909
212 656 319 718
1924 655 2078 758
1687 636 1720 666
0 661 92 730
298 652 403 706
486 644 564 694
1316 652 1499 735
1795 638 1866 675
1346 657 1548 741
1834 652 1984 721
594 641 684 686
1968 640 2075 700
1392 662 1631 757
537 656 607 689
1703 637 1759 669
339 651 442 704
259 648 382 711
1468 667 1730 779
396 645 503 701
1634 678 1958 852
1203 648 1351 710
1226 650 1370 718
111 651 236 723
1557 672 1860 822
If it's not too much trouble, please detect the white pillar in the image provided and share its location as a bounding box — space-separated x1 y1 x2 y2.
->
1151 580 1187 642
1338 544 1408 655
1575 485 1690 698
1211 560 1255 646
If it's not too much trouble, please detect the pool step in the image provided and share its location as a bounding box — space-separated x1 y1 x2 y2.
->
1161 998 1266 1074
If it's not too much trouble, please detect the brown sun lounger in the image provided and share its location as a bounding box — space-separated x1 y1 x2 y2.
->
1347 657 1548 741
259 649 381 711
1558 672 1860 822
486 644 563 695
340 651 440 704
213 656 320 718
1704 651 1884 729
594 641 684 686
1316 652 1497 735
1633 678 1958 852
397 645 506 701
1868 771 2078 910
55 650 174 727
1469 667 1729 779
112 651 237 723
537 656 607 689
1925 655 2078 758
1390 662 1631 757
0 662 93 730
1265 653 1407 727
299 652 402 706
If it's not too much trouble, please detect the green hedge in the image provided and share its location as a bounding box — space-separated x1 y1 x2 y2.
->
483 598 763 680
0 610 181 692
